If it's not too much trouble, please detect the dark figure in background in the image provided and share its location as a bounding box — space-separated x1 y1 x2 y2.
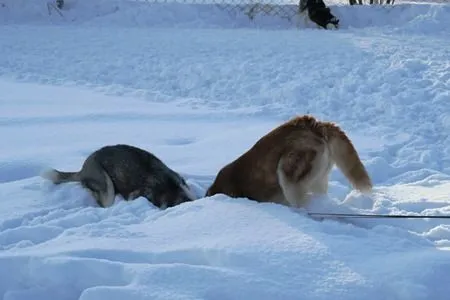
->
299 0 340 29
56 0 64 9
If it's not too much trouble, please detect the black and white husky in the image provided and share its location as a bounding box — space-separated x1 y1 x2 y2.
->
41 144 196 208
299 0 340 30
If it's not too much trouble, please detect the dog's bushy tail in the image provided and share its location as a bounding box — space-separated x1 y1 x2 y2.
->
324 124 373 193
41 168 80 184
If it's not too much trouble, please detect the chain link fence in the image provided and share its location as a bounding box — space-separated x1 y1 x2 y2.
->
201 0 394 24
50 0 397 25
216 1 300 22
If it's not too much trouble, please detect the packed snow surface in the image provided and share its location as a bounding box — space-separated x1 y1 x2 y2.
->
0 0 449 299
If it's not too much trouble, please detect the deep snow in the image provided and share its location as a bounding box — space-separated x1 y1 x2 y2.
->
1 0 450 299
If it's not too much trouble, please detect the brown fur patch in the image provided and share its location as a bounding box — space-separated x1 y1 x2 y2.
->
281 150 316 182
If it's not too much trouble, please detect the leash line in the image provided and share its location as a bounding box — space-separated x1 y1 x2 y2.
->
307 212 450 219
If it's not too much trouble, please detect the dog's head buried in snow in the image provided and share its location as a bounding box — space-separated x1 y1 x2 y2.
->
41 144 197 209
205 115 372 209
299 0 340 30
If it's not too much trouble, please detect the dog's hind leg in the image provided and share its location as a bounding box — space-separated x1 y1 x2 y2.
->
311 175 329 194
276 150 316 208
326 23 338 30
81 171 115 208
79 160 115 208
303 12 309 28
278 174 310 208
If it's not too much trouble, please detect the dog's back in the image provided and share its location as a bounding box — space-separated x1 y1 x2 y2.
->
88 145 172 196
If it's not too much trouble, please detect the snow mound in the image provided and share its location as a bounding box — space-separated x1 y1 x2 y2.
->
1 181 450 300
1 0 450 33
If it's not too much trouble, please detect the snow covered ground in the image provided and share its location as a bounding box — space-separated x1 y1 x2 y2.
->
1 0 450 299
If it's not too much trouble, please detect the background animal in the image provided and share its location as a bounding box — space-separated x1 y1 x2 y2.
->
299 0 340 29
41 144 196 208
205 115 372 208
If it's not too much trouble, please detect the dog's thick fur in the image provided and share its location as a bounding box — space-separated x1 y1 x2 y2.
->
299 0 339 30
41 144 196 208
205 115 372 208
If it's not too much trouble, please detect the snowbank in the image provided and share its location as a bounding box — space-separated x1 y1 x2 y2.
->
1 0 450 33
1 190 450 300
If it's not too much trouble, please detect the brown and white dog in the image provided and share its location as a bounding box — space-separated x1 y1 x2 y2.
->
205 115 372 208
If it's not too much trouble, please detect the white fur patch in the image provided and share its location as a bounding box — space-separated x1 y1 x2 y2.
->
100 170 116 208
40 168 59 182
181 182 197 201
326 23 338 30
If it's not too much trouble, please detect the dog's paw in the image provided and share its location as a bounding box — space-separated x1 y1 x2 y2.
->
326 23 338 30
